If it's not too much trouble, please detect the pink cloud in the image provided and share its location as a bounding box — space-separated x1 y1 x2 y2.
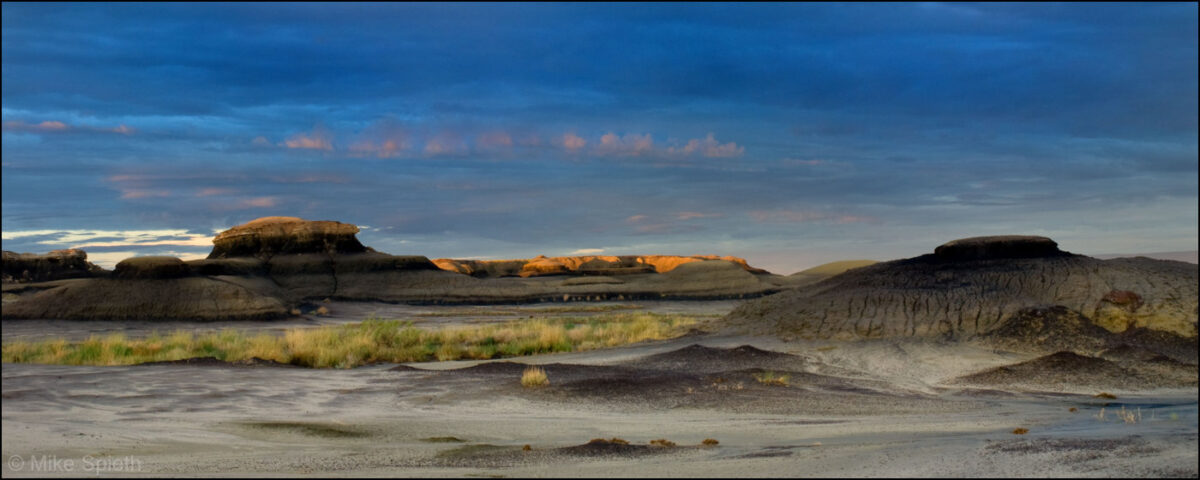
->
676 211 724 220
423 133 469 156
749 210 873 224
562 132 587 151
477 131 514 149
669 133 744 158
119 189 171 199
596 132 654 156
196 187 235 197
4 120 132 135
283 126 334 151
239 197 278 208
625 214 648 223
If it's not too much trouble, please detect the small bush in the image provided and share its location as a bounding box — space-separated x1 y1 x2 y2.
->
521 366 549 387
522 444 532 451
701 438 719 446
1012 428 1029 435
1094 392 1117 399
649 439 676 447
1069 407 1078 413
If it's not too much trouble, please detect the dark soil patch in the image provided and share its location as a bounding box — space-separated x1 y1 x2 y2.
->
952 351 1162 390
139 356 294 368
629 344 807 372
239 421 371 438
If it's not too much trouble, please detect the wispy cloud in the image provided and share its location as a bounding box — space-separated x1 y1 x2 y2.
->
596 132 654 156
749 210 873 224
561 132 587 151
282 126 334 150
423 132 469 156
570 248 605 255
2 120 133 135
477 131 514 149
668 133 744 158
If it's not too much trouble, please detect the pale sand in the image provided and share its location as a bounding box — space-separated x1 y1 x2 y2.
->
2 305 1196 477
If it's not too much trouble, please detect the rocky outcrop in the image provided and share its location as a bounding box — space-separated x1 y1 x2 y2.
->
114 256 191 279
933 235 1066 261
1 276 291 320
3 217 781 319
2 249 104 283
208 216 366 259
432 254 769 278
724 236 1198 340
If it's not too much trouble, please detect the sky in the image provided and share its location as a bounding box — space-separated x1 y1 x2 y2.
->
2 3 1197 274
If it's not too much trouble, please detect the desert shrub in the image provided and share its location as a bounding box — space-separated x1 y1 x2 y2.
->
521 366 549 387
701 438 719 446
649 439 676 447
1094 392 1117 399
1012 428 1029 435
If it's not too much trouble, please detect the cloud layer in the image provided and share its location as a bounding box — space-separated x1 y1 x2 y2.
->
2 4 1195 274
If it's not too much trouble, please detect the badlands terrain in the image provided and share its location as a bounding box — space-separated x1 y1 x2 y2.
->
1 217 1196 477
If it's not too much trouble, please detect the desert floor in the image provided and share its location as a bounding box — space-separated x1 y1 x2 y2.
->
2 301 1196 477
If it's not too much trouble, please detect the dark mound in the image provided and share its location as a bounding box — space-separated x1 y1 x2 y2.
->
208 216 366 259
630 344 806 373
2 249 104 283
934 235 1067 261
1109 327 1199 365
114 256 191 279
557 439 673 457
952 351 1171 390
725 236 1198 340
984 305 1113 351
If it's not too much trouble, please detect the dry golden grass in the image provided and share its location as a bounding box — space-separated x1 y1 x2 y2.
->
1012 428 1029 435
2 313 700 369
753 371 790 386
521 366 549 387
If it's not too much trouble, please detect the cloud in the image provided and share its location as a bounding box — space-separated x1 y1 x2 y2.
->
669 133 744 158
238 196 278 208
570 248 605 255
2 120 133 135
749 210 873 224
596 132 654 156
676 211 724 220
423 132 469 156
477 131 514 149
119 189 171 199
562 132 587 151
196 187 235 197
282 126 334 150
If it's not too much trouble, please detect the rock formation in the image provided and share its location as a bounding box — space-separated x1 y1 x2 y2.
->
724 235 1198 340
2 249 104 283
3 216 781 319
208 216 366 259
432 254 769 278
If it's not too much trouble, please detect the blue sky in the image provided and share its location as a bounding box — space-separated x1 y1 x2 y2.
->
2 3 1196 273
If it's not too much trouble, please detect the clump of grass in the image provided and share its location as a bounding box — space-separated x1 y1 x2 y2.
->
521 366 549 387
522 444 532 451
2 313 701 369
1012 428 1029 435
649 439 676 447
1094 392 1117 399
753 371 790 386
1069 407 1078 413
701 438 719 446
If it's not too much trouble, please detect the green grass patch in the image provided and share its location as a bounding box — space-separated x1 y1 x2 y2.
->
2 312 702 369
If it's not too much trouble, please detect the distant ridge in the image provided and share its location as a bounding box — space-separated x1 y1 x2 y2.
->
1092 251 1197 264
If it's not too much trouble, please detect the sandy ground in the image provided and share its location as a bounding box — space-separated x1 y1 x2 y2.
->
2 302 1197 477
